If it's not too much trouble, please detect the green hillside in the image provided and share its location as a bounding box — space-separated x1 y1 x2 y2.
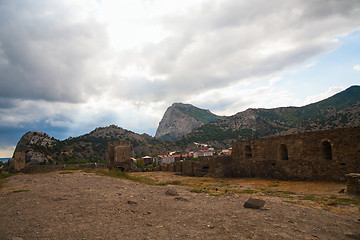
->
177 85 360 149
175 104 223 124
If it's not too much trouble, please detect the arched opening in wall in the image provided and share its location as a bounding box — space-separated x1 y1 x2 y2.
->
116 166 125 172
244 145 252 158
320 140 332 160
279 144 289 160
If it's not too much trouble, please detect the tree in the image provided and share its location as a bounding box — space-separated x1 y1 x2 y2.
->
135 160 145 168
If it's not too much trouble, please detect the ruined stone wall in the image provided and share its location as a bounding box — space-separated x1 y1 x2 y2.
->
13 150 26 171
167 164 175 172
174 161 182 172
155 127 359 181
107 141 134 171
231 127 360 181
203 156 232 178
181 161 194 176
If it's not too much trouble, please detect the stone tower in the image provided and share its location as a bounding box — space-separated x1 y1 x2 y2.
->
107 141 134 171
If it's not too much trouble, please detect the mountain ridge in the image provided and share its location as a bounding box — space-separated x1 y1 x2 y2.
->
11 85 360 166
176 85 360 149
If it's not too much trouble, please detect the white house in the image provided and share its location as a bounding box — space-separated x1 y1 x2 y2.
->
193 149 213 158
156 155 175 165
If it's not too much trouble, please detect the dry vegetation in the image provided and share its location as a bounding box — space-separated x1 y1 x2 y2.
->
129 172 360 215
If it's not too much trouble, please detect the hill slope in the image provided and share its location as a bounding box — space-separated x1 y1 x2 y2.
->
177 85 360 149
155 103 222 141
13 125 176 165
13 85 360 165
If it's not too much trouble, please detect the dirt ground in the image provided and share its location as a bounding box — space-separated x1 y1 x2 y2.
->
0 170 359 240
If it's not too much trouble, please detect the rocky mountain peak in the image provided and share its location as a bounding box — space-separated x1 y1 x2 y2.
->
155 103 221 141
15 131 55 152
13 131 56 165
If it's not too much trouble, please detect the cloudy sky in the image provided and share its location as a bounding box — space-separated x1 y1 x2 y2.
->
1 0 360 157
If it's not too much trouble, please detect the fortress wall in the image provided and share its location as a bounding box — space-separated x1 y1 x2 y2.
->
231 127 360 181
198 156 232 178
107 141 134 171
181 161 194 175
13 150 26 171
168 164 175 172
174 161 183 172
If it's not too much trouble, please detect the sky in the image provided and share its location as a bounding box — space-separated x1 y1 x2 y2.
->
0 0 360 157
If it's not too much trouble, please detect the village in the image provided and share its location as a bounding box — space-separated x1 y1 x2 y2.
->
137 144 231 167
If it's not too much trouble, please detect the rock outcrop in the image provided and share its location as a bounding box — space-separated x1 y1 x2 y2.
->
155 103 220 141
13 131 56 165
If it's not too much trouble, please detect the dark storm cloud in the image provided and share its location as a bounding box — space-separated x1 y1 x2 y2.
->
129 0 360 101
1 0 360 155
0 1 108 103
1 0 359 104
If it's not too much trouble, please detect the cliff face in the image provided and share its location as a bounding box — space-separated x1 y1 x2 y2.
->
155 103 221 141
13 131 56 165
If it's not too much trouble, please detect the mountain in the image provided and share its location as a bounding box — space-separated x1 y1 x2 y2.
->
13 125 176 165
14 131 57 165
177 85 360 149
155 103 222 141
12 85 360 165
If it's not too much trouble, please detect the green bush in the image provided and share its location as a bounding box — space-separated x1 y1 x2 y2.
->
135 160 145 168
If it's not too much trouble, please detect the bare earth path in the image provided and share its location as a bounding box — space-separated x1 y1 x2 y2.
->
0 171 359 240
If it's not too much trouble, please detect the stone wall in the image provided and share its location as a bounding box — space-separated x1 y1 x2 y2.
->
158 127 360 181
181 161 194 176
13 150 26 171
231 127 360 181
107 141 134 171
174 161 182 172
345 173 360 194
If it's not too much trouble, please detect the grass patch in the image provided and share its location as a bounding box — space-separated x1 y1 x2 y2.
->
59 171 74 174
269 184 279 187
0 173 16 179
167 180 182 185
304 195 316 201
64 166 82 170
277 190 296 195
0 173 16 188
80 168 94 173
332 197 360 206
241 189 258 194
13 189 30 193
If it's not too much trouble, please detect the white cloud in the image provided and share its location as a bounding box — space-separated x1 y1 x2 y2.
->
303 86 344 105
354 65 360 71
0 145 15 158
0 0 359 143
2 0 359 105
189 77 295 116
304 62 317 69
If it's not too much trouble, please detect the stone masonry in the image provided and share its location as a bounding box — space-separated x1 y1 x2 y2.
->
160 127 360 182
107 141 134 171
13 150 26 171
